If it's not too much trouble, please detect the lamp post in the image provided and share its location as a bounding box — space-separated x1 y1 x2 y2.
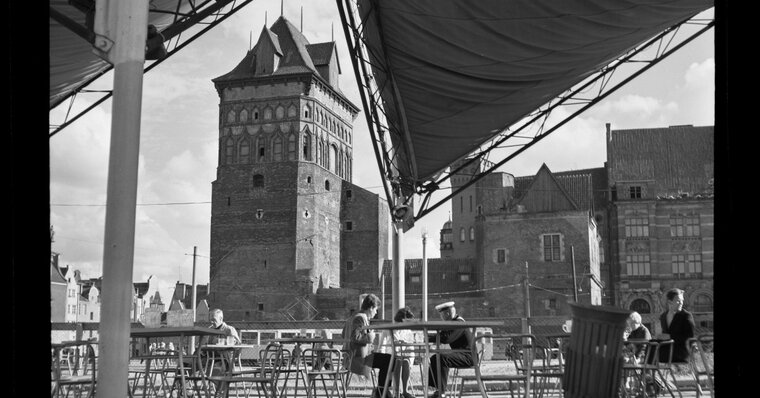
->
421 228 428 321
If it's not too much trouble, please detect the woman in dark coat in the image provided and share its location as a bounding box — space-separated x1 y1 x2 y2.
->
658 288 696 363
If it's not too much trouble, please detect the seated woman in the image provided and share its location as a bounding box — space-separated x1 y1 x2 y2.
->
378 307 418 398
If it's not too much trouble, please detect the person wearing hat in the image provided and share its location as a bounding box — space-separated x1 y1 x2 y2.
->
427 301 473 398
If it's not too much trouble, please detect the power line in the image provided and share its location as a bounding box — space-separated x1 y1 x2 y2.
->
51 201 212 207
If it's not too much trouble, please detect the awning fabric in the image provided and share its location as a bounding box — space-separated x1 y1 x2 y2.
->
355 0 713 190
50 0 208 108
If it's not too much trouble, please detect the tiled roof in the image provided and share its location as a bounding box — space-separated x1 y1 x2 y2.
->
513 166 606 211
607 125 714 195
306 42 335 66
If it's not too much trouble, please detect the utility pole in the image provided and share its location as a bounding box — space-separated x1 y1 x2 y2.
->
571 246 579 302
189 246 198 349
523 261 531 334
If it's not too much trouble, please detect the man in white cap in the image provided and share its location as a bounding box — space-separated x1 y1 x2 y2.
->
427 301 473 398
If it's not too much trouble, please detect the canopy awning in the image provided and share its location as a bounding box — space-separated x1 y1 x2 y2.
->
341 0 713 209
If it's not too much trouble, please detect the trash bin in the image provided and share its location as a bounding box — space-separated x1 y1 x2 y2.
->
562 303 630 398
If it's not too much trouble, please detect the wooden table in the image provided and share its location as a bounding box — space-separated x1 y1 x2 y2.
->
130 326 227 398
362 321 505 398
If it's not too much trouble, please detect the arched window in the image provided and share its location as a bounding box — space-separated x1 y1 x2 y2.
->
287 104 297 118
275 105 285 119
325 180 331 190
253 109 259 120
239 109 248 123
304 105 311 119
264 107 273 120
224 138 234 164
252 174 265 188
329 145 338 173
302 132 312 161
239 138 250 164
469 227 475 241
273 136 283 161
459 227 466 242
256 136 265 162
287 134 297 161
629 299 651 314
692 294 712 312
226 110 236 124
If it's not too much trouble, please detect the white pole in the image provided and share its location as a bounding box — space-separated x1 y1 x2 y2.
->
96 1 149 397
422 230 428 321
392 221 405 315
190 246 198 349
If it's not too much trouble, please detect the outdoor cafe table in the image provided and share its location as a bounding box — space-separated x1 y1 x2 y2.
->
361 320 505 398
130 326 227 398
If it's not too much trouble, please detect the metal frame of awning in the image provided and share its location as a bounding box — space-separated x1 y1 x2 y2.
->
337 0 714 224
49 0 254 137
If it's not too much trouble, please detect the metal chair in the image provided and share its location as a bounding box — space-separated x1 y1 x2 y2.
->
52 340 98 398
301 347 348 398
457 333 537 398
207 342 286 398
688 333 713 397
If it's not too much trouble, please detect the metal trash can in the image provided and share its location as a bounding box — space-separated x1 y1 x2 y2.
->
562 303 630 398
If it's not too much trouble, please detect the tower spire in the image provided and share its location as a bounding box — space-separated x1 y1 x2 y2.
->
265 11 267 26
300 6 303 32
331 22 334 41
281 0 284 17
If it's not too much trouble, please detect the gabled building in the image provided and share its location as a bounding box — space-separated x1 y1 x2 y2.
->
50 252 68 322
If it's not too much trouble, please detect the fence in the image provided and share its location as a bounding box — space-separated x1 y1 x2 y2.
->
51 312 714 347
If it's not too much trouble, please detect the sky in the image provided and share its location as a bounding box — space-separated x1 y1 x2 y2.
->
49 1 715 302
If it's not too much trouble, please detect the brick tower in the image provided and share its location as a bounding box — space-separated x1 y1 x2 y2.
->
208 17 388 321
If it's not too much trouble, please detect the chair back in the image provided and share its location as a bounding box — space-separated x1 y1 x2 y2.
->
562 303 629 398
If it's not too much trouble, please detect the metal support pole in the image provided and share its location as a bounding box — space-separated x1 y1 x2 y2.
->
571 246 579 302
422 231 428 321
523 261 531 334
96 1 149 397
392 221 405 315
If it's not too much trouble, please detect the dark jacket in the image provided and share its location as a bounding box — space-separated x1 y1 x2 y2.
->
659 309 695 363
431 315 472 351
342 312 374 377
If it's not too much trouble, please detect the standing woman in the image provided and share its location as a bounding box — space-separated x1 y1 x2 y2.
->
658 288 696 363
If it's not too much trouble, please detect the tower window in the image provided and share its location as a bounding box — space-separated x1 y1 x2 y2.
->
325 180 330 190
542 233 562 262
258 303 264 311
346 261 354 271
346 189 353 199
253 174 265 188
307 176 312 184
469 227 475 241
345 221 353 231
459 227 465 242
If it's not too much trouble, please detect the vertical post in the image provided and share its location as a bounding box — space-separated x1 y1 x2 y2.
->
571 246 579 302
392 221 405 315
96 1 149 397
381 273 386 320
190 246 198 349
422 230 428 321
522 261 531 334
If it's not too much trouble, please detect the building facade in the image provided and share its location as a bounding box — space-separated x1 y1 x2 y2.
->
606 124 714 332
208 17 389 321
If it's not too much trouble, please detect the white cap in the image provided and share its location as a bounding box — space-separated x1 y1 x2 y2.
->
435 301 455 312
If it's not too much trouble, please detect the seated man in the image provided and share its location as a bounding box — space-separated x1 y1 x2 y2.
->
191 309 241 374
427 302 473 398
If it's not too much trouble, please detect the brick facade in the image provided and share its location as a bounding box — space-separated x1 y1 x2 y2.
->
207 17 388 321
